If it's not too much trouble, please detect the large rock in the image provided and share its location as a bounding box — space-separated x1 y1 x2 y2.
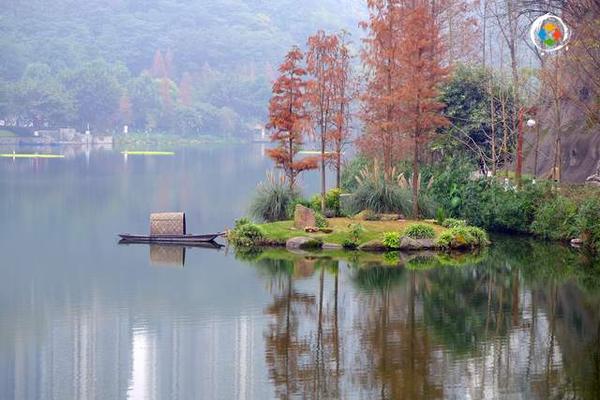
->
358 239 387 252
286 236 322 250
294 205 316 229
398 237 438 250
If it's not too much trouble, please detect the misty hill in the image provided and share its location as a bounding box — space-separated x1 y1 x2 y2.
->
0 0 366 136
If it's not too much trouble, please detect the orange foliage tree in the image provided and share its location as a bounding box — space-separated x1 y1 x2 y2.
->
360 0 449 217
359 0 406 176
397 2 449 217
307 30 339 211
267 46 318 190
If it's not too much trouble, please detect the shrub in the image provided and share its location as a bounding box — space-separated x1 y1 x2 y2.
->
436 225 489 249
229 222 264 247
441 218 466 228
465 226 490 246
436 230 456 249
417 193 438 219
250 173 299 222
348 223 364 245
577 197 600 253
310 188 342 215
435 207 446 225
234 217 252 228
404 223 436 239
531 195 579 240
342 238 358 250
314 211 328 228
382 232 401 249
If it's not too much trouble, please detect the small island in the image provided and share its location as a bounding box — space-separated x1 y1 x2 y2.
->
228 204 490 254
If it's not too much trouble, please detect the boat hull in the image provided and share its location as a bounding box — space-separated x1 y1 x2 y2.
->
118 233 224 244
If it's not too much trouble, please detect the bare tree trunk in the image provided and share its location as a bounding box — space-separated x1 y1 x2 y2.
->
412 133 420 219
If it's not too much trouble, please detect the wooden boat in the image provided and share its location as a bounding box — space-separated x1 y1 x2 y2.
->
118 232 225 244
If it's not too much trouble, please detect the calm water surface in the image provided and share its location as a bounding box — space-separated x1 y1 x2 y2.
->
1 145 599 399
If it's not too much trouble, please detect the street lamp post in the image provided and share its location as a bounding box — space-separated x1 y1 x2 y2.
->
515 107 536 187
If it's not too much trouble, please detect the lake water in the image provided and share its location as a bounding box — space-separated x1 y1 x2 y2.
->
1 145 599 400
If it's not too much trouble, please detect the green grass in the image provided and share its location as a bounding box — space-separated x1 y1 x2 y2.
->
0 130 16 138
256 218 445 246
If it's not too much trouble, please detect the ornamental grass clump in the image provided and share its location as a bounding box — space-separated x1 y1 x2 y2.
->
403 223 436 239
349 164 412 215
250 173 299 222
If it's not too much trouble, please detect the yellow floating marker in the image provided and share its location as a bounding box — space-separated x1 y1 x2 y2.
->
121 151 175 156
0 153 64 159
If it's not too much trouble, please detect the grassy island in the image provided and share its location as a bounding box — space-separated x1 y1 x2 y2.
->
227 215 490 252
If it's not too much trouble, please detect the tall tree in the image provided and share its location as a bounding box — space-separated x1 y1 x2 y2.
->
330 31 354 189
307 31 339 211
359 0 405 176
63 61 122 131
267 46 318 189
397 2 449 218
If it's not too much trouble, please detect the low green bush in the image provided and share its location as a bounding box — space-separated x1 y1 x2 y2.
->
577 196 600 253
310 188 342 215
314 211 328 228
436 226 488 249
465 226 489 246
229 222 264 247
382 232 401 249
342 238 358 250
531 195 579 240
234 217 252 228
441 218 466 228
404 223 436 239
250 174 299 222
346 223 365 247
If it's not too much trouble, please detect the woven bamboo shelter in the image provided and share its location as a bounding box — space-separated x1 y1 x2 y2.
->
150 212 186 235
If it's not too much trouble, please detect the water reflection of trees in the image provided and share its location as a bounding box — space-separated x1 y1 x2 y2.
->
247 238 600 399
260 257 342 399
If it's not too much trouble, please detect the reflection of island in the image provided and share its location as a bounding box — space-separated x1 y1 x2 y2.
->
253 238 600 399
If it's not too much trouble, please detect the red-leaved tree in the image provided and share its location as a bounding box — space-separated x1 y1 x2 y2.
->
267 46 318 190
397 2 449 217
358 0 405 176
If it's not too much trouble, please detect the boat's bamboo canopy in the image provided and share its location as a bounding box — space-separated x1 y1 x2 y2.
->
150 212 186 235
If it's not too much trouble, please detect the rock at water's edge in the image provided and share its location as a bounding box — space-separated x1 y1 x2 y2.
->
399 237 438 250
286 236 322 250
358 239 387 251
